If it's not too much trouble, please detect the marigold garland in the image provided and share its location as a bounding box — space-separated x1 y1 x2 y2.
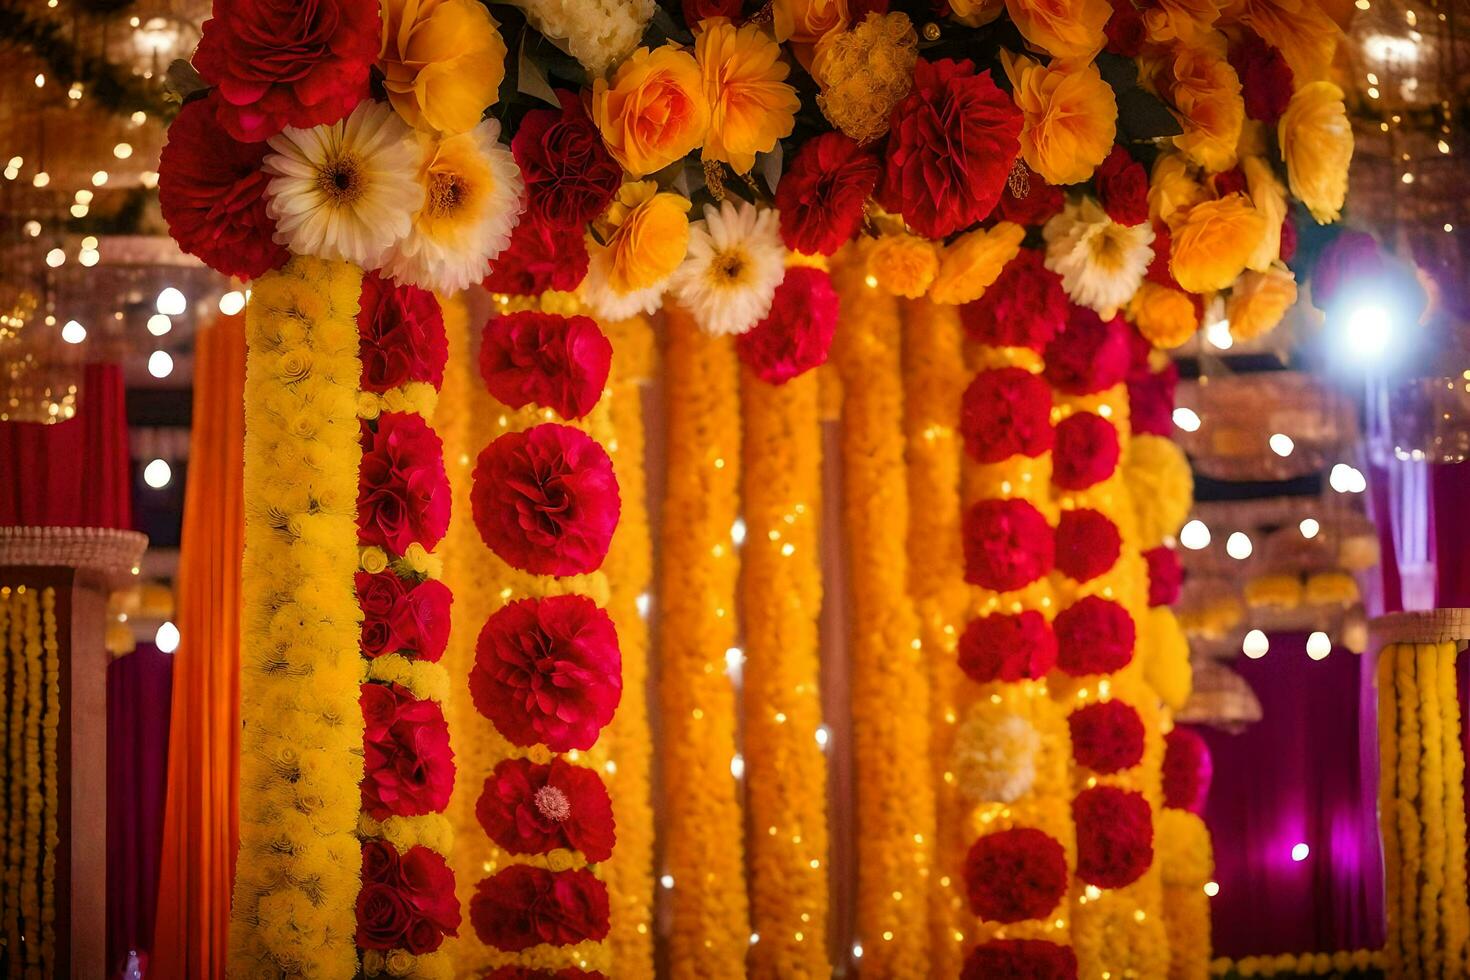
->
1210 949 1388 977
40 587 59 976
3 586 19 966
1158 808 1213 980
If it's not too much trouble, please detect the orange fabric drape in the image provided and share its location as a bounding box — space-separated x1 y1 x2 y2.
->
150 313 246 979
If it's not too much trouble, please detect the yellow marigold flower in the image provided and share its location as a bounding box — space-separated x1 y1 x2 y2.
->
1226 266 1297 342
1279 81 1353 224
592 45 710 177
1124 433 1193 546
929 222 1026 305
1166 40 1244 173
1143 607 1192 711
1169 193 1266 293
774 0 848 43
1223 0 1341 82
811 12 918 144
1149 152 1207 229
1245 572 1302 609
1157 810 1212 884
1128 280 1200 349
1241 155 1286 270
867 233 939 298
697 21 799 173
378 0 506 135
593 181 692 294
950 0 1007 25
1002 50 1117 186
1004 0 1111 60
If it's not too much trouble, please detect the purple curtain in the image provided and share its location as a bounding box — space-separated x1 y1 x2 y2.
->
1200 633 1385 958
107 643 174 977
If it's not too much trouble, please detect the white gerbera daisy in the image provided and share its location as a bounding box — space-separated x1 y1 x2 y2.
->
1043 196 1156 319
382 118 525 293
669 200 785 336
582 275 666 321
263 101 425 270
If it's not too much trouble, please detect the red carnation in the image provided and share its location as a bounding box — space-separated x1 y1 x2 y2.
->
486 970 608 980
963 939 1079 980
1053 413 1120 490
390 578 453 662
481 311 613 421
962 498 1054 592
358 413 452 555
472 424 620 576
958 611 1057 684
1044 309 1131 396
1069 700 1146 773
776 134 882 256
357 571 409 657
360 682 456 820
1095 146 1149 227
158 94 288 280
1055 509 1121 583
1144 546 1184 607
1074 786 1154 888
1163 727 1213 813
1104 0 1146 56
478 757 615 861
736 266 840 384
356 882 414 951
961 368 1054 463
191 0 378 142
357 273 447 394
471 866 609 952
962 250 1068 352
484 216 590 296
1055 595 1134 676
1145 227 1179 288
362 839 400 884
398 847 462 934
996 164 1065 227
964 828 1069 923
879 58 1022 239
513 91 623 230
1230 35 1294 124
682 0 744 25
358 841 461 952
470 595 622 752
1128 361 1178 438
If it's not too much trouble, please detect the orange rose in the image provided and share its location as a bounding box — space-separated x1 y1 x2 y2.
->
1279 81 1352 224
1148 152 1207 229
1128 281 1200 349
1004 0 1112 60
697 21 799 173
1226 266 1297 341
379 0 506 135
1163 39 1244 173
774 0 848 43
593 181 692 293
1170 193 1266 293
1003 50 1117 186
592 44 710 177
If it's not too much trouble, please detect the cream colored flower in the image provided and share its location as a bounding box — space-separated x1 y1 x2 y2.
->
511 0 655 75
1043 196 1155 318
669 199 786 336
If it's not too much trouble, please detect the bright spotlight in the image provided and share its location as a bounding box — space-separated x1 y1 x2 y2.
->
1226 531 1253 560
155 621 180 654
1306 632 1332 660
1243 629 1269 659
143 458 172 489
1180 520 1211 550
1173 407 1201 433
1344 304 1392 359
156 287 187 316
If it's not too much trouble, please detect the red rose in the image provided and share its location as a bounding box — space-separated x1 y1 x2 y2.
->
478 757 616 861
1068 700 1146 774
1052 412 1120 490
961 368 1054 463
964 828 1068 923
1074 786 1154 888
957 611 1057 684
480 311 612 421
1144 545 1183 607
513 91 623 231
996 164 1065 227
486 971 608 980
358 413 452 554
399 846 462 935
1094 146 1149 227
962 939 1078 980
1044 309 1131 396
389 578 453 662
962 250 1068 352
1230 35 1294 124
158 94 288 280
362 839 401 884
1055 595 1134 676
470 595 622 752
1128 362 1178 438
471 424 620 576
962 498 1054 592
360 682 456 819
191 0 378 142
356 882 414 950
1054 508 1121 583
735 266 840 384
484 216 590 296
358 273 447 394
775 134 882 256
683 0 745 25
357 572 409 656
1163 726 1213 812
471 866 610 952
878 58 1022 239
1104 0 1146 57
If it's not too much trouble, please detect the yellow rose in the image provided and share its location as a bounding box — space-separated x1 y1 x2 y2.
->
950 0 1007 25
1128 281 1200 349
592 45 710 177
1225 266 1297 341
1169 194 1266 293
697 21 799 173
1279 80 1353 224
593 181 692 293
378 0 506 135
1241 155 1285 270
1003 51 1117 186
930 222 1026 305
1004 0 1111 60
1148 152 1206 228
1165 41 1244 173
867 233 939 298
774 0 848 43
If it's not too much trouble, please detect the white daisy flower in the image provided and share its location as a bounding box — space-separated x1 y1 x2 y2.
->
669 199 786 336
1043 196 1156 319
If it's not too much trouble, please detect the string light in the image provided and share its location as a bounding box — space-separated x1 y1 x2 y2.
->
60 320 86 344
32 172 50 188
1172 407 1201 432
113 142 134 160
219 291 246 316
156 287 187 316
143 458 172 489
1225 531 1253 560
1204 881 1220 897
155 621 180 654
148 350 175 379
1291 842 1310 862
1243 629 1269 659
1269 433 1294 457
147 314 172 337
45 248 65 268
1179 519 1211 550
1306 632 1332 660
1299 518 1320 539
92 170 109 186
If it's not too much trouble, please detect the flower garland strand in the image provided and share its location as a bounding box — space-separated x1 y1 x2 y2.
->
40 587 59 976
0 589 10 963
3 585 21 965
657 306 750 976
20 581 42 975
739 361 831 978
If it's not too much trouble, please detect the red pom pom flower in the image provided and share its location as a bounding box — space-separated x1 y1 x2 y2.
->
961 368 1054 463
1144 546 1184 607
358 273 447 394
962 498 1054 592
471 424 620 576
356 841 460 954
360 682 456 820
1054 509 1121 583
1044 309 1131 396
1068 700 1146 774
471 866 610 952
964 828 1069 923
735 266 840 384
513 91 623 231
356 572 452 662
963 939 1079 979
480 311 613 421
1128 361 1178 438
1230 35 1294 124
957 611 1057 684
1053 412 1120 490
775 134 882 256
358 413 452 555
478 757 615 862
1094 146 1149 227
961 250 1068 352
484 216 590 296
1054 595 1135 676
1163 727 1213 813
1074 786 1154 888
470 595 622 752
